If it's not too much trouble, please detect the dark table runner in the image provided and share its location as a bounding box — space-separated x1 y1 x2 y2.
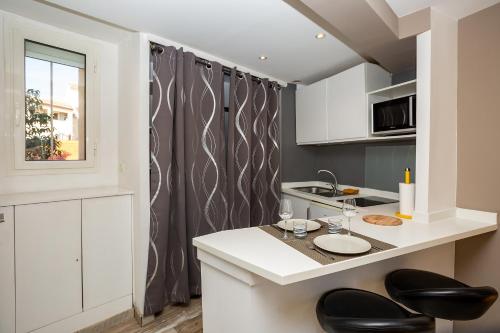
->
259 221 396 265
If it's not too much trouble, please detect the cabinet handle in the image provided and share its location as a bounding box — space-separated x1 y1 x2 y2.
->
0 213 4 223
306 207 310 220
76 258 79 262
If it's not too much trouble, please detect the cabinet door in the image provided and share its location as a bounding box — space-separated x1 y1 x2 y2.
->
15 200 82 333
282 194 310 219
0 206 15 333
295 79 328 144
326 64 367 141
309 201 342 220
82 195 132 310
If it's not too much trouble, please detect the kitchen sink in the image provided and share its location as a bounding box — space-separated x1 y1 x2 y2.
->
292 186 344 198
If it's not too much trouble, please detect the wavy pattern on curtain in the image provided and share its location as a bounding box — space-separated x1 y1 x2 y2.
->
145 44 280 315
227 70 281 229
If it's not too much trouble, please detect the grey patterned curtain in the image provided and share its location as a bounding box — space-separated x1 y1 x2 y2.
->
227 70 281 228
145 44 280 316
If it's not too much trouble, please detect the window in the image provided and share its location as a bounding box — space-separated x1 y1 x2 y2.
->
5 19 99 172
24 41 86 161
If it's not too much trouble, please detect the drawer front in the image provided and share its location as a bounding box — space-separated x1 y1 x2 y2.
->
309 202 341 220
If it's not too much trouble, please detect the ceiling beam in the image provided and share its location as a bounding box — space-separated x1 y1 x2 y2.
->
283 0 430 74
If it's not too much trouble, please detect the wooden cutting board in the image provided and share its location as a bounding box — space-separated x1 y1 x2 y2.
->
362 215 402 226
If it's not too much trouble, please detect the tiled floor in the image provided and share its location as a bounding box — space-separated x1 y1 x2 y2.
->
83 298 202 333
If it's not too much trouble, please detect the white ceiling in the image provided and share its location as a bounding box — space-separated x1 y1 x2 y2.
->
386 0 500 19
23 0 366 84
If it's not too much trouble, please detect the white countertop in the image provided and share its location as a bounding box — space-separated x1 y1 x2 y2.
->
0 186 133 207
193 185 497 285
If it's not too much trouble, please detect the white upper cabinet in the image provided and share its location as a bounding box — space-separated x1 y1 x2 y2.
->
326 65 366 140
296 63 391 144
295 79 328 144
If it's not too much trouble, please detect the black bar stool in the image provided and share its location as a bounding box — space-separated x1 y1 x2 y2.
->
385 269 498 321
316 288 435 333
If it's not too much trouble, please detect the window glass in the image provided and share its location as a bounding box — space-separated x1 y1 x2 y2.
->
24 40 86 161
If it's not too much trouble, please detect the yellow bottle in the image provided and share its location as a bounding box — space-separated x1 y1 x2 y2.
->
405 168 411 184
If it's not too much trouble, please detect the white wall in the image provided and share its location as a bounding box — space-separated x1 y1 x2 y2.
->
118 32 150 316
0 11 120 194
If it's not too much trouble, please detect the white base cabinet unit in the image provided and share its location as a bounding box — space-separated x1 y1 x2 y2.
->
308 201 342 220
0 206 15 333
282 193 311 219
282 193 342 220
296 63 391 144
15 200 83 333
82 196 133 310
0 187 133 333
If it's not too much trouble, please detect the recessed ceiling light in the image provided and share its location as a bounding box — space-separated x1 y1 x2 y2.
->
259 55 268 60
292 80 302 83
315 32 326 39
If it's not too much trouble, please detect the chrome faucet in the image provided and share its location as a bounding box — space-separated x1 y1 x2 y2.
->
317 169 339 195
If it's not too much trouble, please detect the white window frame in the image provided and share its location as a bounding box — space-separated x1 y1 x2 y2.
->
4 17 99 173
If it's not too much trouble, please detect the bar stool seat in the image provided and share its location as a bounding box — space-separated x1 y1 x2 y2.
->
316 288 435 333
385 269 498 321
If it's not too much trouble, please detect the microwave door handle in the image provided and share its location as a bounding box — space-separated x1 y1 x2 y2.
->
409 96 414 127
371 104 375 134
401 104 406 127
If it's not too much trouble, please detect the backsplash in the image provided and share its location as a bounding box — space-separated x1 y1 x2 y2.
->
364 143 416 192
281 84 415 193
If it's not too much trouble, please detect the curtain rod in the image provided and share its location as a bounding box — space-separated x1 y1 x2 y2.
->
150 43 281 89
194 57 280 88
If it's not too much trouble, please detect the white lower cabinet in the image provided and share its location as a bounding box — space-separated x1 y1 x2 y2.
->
0 206 15 333
2 190 133 333
308 201 342 220
15 200 83 333
82 196 132 310
283 193 342 220
282 193 310 219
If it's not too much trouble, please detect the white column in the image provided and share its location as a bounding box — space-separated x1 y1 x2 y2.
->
414 9 458 222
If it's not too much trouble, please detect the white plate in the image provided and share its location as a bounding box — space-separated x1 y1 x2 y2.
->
313 234 372 254
277 219 321 232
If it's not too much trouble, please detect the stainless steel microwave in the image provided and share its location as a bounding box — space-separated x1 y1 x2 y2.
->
371 95 416 136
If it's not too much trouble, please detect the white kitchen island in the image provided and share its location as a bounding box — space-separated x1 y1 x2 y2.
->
193 202 497 333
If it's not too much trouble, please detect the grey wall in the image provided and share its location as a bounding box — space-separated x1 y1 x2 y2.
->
364 143 416 192
280 84 317 181
281 84 415 192
392 68 416 84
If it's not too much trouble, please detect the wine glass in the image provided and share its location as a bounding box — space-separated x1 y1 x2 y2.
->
279 198 293 239
342 198 357 236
